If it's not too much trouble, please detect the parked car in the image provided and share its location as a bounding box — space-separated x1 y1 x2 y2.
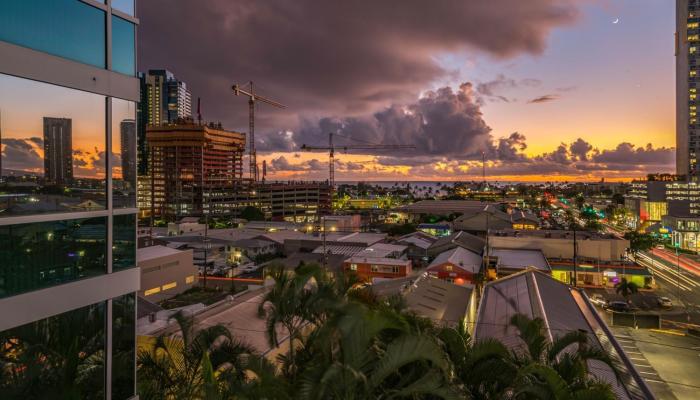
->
657 296 673 308
605 301 631 312
656 244 665 250
588 294 607 307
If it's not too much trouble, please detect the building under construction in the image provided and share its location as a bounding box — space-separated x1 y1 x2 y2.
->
141 121 331 223
146 121 250 220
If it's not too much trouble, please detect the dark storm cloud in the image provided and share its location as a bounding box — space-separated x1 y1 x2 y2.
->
138 0 580 132
527 94 560 104
476 75 543 103
569 138 593 161
269 156 326 173
1 138 43 171
261 83 493 158
592 143 674 166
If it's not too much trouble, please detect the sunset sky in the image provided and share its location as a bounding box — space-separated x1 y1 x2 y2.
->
138 0 676 182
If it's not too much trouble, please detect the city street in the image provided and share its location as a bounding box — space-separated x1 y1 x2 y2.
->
610 327 700 400
635 250 700 326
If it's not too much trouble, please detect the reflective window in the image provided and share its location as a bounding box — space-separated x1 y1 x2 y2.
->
0 74 107 217
113 213 136 271
112 16 136 76
112 293 135 400
0 217 107 298
113 99 137 208
0 0 106 68
0 302 106 398
112 0 135 16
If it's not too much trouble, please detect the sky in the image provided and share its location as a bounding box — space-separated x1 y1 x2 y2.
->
138 0 677 182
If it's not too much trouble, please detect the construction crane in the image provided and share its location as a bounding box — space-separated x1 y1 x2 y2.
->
301 132 415 195
232 82 286 182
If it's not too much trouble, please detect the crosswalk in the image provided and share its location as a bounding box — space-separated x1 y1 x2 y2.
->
613 329 678 399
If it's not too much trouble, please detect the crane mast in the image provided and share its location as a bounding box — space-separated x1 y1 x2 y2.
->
301 132 415 210
232 82 286 182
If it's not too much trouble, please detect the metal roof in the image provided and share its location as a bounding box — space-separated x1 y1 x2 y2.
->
428 247 483 273
475 270 654 400
404 276 473 326
137 245 186 262
491 248 551 271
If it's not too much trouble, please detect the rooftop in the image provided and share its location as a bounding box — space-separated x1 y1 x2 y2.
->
490 229 624 241
354 243 408 258
345 256 411 267
396 231 438 250
490 248 550 271
429 230 486 255
395 200 492 215
137 245 186 262
404 276 473 325
428 247 483 272
475 270 653 400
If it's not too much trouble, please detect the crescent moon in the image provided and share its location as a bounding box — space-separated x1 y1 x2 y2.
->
613 18 620 24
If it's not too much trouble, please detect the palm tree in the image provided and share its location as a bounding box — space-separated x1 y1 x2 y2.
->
508 314 620 400
293 302 461 399
615 278 639 304
137 311 265 400
258 263 336 379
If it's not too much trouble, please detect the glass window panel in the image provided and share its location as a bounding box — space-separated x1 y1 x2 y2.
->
112 0 135 16
112 293 135 400
112 16 136 76
0 216 107 298
0 73 107 217
0 302 106 398
113 213 136 271
0 0 106 68
113 99 137 208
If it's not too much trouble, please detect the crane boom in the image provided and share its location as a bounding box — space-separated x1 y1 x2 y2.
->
232 82 286 182
300 132 415 212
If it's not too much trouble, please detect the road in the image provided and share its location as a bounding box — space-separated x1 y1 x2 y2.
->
635 250 700 325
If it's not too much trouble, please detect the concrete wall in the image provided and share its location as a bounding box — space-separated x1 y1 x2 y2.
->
140 249 197 302
488 236 629 262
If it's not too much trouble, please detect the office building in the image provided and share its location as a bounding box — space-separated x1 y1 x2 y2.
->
147 122 247 220
43 117 73 184
0 1 139 398
257 181 332 223
138 69 192 175
678 0 700 178
120 119 137 189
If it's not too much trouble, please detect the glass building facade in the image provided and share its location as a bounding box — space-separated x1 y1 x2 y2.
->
0 1 139 399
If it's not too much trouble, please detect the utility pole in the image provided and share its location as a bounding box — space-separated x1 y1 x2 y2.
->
572 220 578 287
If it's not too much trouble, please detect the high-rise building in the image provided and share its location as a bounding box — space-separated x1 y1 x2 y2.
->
0 2 139 399
147 121 247 220
677 0 700 178
43 117 73 184
120 119 137 188
138 70 192 175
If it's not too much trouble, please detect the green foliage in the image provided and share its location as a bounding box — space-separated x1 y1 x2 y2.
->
137 263 620 399
615 278 639 301
624 231 655 254
386 222 416 236
240 206 265 221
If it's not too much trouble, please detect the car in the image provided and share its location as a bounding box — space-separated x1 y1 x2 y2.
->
656 244 665 250
588 294 607 307
657 296 673 308
605 301 631 312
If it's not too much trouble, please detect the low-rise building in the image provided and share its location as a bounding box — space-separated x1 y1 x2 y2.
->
396 231 438 265
488 229 629 263
138 245 197 302
453 205 538 233
404 276 476 329
229 238 281 264
167 217 205 236
426 247 483 285
487 248 550 278
427 231 485 258
344 257 412 282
